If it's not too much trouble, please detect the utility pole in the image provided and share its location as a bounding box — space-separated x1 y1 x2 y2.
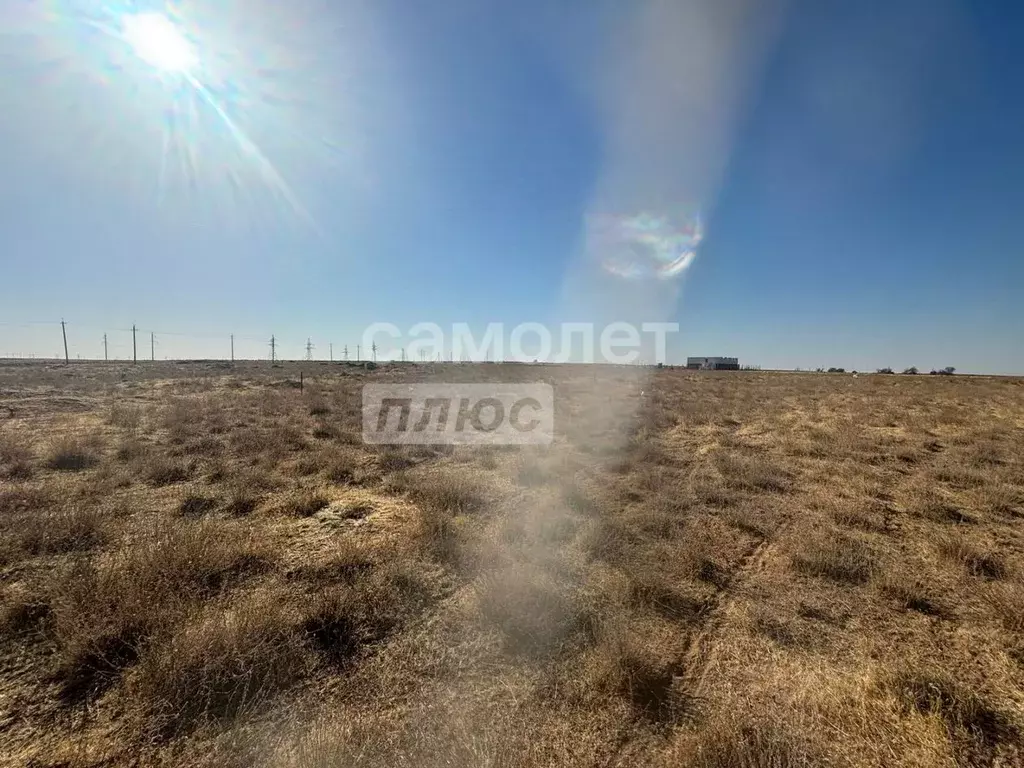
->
151 332 155 362
305 337 315 361
372 341 377 362
269 335 276 363
230 334 234 363
60 319 69 365
103 333 108 362
132 325 137 364
401 348 406 363
329 342 333 362
343 345 348 361
356 345 360 361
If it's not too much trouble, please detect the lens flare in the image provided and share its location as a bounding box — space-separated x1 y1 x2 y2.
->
0 0 356 233
122 12 197 74
588 211 703 281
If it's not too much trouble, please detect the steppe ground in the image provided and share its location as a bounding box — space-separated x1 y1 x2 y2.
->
1 360 1023 767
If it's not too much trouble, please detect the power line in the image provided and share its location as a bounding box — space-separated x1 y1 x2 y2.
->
305 337 315 361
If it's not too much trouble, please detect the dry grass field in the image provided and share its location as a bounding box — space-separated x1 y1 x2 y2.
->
1 360 1022 767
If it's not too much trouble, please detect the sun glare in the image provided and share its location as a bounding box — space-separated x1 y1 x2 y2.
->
122 12 198 74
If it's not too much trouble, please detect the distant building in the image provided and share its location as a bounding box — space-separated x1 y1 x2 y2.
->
686 356 740 371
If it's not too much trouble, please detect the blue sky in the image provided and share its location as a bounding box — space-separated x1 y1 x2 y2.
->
1 0 1022 372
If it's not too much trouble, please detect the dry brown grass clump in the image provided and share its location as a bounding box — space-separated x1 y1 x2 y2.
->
389 468 487 515
670 714 821 767
888 667 1021 765
44 436 101 471
936 534 1010 580
300 561 434 667
45 522 276 703
130 595 307 737
876 569 947 617
0 431 34 479
19 506 108 556
791 529 878 585
276 488 330 518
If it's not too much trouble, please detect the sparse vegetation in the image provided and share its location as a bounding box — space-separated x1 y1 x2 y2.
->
0 360 1021 766
45 436 101 471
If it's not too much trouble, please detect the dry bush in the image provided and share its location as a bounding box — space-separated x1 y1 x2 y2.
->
2 363 1023 765
131 596 307 737
306 394 332 416
225 488 262 517
375 447 416 473
230 426 291 462
0 431 34 479
985 582 1024 634
563 484 601 517
108 401 143 432
717 452 793 494
19 506 107 556
288 539 375 585
0 486 53 516
415 503 468 567
145 456 192 487
46 522 276 703
688 467 740 508
975 483 1023 517
300 561 433 667
629 574 711 623
161 398 195 436
936 535 1009 580
276 489 330 518
178 489 220 518
44 436 101 472
721 506 776 539
669 711 821 767
287 453 325 478
1 583 51 638
115 436 151 463
932 461 987 490
390 469 487 516
876 570 947 617
791 530 878 585
176 435 225 459
913 494 977 525
320 446 364 485
831 503 886 532
582 517 640 565
888 667 1020 764
311 420 339 440
596 639 693 725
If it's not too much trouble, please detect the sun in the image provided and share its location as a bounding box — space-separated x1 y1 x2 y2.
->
122 12 198 74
